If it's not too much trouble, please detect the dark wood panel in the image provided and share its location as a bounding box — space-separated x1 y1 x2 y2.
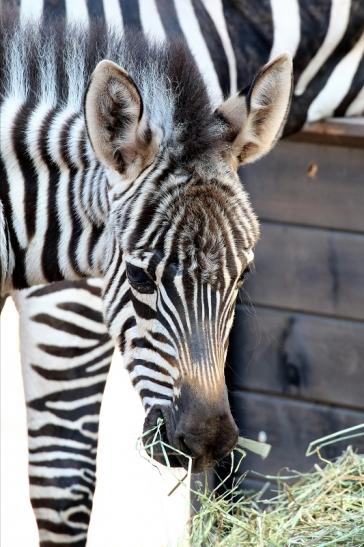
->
241 140 364 231
227 306 364 409
244 223 364 321
229 391 364 474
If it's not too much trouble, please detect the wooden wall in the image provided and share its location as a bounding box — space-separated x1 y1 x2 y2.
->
224 128 364 487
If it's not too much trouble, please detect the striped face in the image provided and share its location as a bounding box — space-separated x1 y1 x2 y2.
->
102 163 258 471
84 53 293 471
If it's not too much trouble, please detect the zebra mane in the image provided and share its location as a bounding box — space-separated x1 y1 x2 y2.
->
0 12 225 162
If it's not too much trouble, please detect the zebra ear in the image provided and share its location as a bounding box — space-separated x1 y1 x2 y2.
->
218 54 293 166
85 60 156 177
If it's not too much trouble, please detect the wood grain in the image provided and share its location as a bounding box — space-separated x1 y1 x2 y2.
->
241 140 364 232
229 391 364 474
243 223 364 321
227 305 364 409
290 119 364 148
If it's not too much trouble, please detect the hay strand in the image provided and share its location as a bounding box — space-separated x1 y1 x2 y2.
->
190 428 364 546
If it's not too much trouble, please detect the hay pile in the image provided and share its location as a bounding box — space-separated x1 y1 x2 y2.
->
140 421 364 546
190 446 364 546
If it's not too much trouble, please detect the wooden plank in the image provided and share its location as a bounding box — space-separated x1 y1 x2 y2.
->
227 306 364 409
243 223 364 321
229 391 364 475
289 119 364 148
241 140 364 232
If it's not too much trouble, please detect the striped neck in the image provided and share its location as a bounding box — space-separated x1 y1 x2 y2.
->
0 98 111 289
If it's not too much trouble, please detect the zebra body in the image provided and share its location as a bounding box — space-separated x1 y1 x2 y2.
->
1 1 363 545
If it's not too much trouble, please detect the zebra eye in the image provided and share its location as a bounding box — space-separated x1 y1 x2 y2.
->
237 265 251 289
126 263 156 294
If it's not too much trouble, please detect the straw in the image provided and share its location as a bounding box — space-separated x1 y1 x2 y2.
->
189 426 364 546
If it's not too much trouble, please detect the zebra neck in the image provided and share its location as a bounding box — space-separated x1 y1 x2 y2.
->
0 99 111 290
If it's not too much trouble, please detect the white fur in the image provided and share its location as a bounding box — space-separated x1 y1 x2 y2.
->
139 0 166 43
346 86 364 116
269 0 300 60
103 0 124 30
65 0 89 25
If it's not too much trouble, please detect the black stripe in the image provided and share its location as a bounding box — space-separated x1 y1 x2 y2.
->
119 0 142 30
103 248 123 302
12 101 38 241
131 338 176 366
222 0 273 91
139 388 170 401
131 294 155 320
37 517 89 539
57 301 104 323
192 0 230 97
157 281 187 346
29 399 103 421
105 267 127 315
31 313 106 340
118 316 136 353
31 458 96 471
40 109 64 282
155 0 186 40
43 0 66 22
88 223 104 270
28 424 95 446
38 336 109 358
59 114 85 277
0 156 27 288
40 538 87 547
107 287 131 326
87 0 105 20
27 280 101 298
132 375 172 390
29 444 98 457
125 162 174 251
29 470 95 487
126 357 172 376
31 346 112 381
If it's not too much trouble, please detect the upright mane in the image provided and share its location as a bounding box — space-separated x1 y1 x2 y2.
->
0 13 225 163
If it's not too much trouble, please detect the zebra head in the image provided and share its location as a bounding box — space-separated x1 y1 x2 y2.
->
85 45 293 472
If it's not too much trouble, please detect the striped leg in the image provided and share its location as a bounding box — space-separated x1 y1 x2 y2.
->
13 279 113 546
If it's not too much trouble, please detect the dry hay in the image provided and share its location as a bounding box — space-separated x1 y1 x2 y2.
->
139 421 364 546
190 426 364 547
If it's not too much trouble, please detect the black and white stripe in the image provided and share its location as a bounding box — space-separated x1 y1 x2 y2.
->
1 1 363 546
14 279 112 545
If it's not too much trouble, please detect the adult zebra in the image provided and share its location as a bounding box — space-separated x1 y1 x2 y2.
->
1 1 363 546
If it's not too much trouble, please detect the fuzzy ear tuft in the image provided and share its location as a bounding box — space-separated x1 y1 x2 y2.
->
218 54 293 165
85 60 156 177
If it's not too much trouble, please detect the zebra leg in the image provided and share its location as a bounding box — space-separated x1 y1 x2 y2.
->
13 279 113 547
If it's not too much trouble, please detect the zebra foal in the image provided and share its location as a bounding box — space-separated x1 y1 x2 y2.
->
1 11 292 542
